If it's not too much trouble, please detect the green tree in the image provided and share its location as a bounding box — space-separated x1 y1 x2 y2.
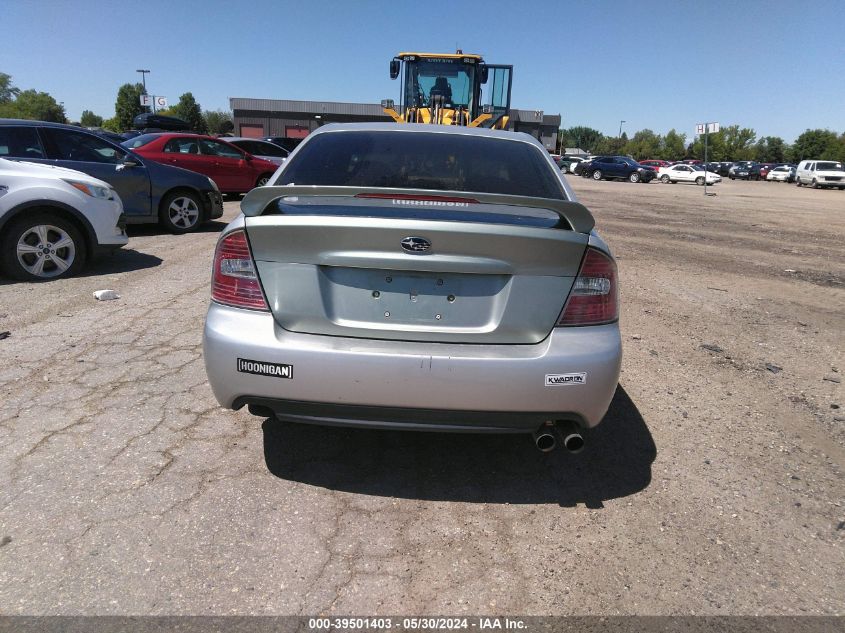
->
204 109 233 135
662 129 687 160
593 135 627 156
0 89 65 122
722 125 757 161
789 129 840 162
752 136 787 163
0 72 20 103
690 130 727 161
561 126 603 153
80 110 104 127
114 82 146 131
172 92 207 133
623 129 662 160
101 117 121 132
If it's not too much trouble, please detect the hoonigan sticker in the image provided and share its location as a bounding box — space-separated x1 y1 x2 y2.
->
237 358 293 379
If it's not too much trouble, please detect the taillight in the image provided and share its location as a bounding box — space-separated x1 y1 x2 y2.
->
211 230 268 310
557 247 618 326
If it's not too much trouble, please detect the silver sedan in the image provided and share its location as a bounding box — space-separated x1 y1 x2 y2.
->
224 137 289 167
203 123 621 452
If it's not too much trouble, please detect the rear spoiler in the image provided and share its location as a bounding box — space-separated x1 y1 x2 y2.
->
240 185 595 234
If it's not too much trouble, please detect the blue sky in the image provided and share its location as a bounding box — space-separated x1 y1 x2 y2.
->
3 0 844 142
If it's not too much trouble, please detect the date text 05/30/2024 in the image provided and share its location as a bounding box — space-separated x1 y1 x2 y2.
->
308 617 527 630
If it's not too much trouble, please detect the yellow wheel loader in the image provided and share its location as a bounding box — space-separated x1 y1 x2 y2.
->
382 51 513 129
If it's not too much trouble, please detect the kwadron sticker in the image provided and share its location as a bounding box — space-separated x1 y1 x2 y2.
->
545 373 586 386
237 358 293 379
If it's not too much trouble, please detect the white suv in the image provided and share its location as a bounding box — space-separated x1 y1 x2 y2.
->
0 158 127 280
795 160 845 190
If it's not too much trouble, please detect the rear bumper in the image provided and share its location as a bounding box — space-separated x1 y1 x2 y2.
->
203 303 622 431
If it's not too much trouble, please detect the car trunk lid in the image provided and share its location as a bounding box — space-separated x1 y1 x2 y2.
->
242 186 594 344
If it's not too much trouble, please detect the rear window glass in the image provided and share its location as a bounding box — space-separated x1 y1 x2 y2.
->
121 134 160 149
277 131 565 199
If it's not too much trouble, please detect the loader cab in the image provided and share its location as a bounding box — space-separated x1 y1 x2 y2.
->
384 52 512 129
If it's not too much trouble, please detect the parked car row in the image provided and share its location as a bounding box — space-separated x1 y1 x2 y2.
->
557 155 589 174
0 119 292 280
561 154 843 191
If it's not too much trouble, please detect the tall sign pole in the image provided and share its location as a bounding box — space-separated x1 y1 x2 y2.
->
136 69 150 112
696 122 720 196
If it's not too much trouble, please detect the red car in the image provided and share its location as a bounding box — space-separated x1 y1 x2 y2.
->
639 159 670 171
758 163 775 179
124 133 279 193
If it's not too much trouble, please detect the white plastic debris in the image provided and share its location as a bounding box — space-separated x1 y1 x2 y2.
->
93 289 120 301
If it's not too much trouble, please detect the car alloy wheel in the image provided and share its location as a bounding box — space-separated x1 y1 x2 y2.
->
1 213 86 281
256 174 273 187
695 176 705 185
592 170 603 180
168 196 199 229
16 223 76 279
811 179 819 189
160 190 203 234
661 174 670 184
629 172 641 183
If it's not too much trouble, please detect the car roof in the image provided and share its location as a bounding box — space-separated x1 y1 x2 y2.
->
309 122 546 145
0 118 93 130
226 137 272 143
139 132 205 138
134 132 231 142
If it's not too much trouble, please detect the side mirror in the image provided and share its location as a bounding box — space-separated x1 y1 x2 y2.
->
121 156 139 168
244 154 253 162
479 65 489 84
389 59 400 80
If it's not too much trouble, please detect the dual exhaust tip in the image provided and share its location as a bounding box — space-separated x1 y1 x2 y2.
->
533 421 585 453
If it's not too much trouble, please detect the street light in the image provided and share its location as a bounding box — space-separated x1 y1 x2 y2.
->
619 120 626 137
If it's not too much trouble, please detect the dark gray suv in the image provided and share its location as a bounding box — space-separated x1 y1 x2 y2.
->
0 120 223 233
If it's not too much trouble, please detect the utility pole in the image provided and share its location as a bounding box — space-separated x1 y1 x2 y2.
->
136 69 150 111
619 120 626 138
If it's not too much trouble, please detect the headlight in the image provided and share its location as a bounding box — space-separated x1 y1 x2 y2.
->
207 177 220 192
64 180 114 200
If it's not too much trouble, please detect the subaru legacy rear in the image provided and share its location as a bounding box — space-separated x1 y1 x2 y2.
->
203 123 621 452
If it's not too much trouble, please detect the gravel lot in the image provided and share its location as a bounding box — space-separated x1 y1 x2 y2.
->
0 177 842 615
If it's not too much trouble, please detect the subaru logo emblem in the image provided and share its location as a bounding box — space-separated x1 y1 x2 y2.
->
401 237 431 253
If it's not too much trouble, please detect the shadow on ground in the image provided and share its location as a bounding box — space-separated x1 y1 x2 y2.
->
126 220 228 237
82 249 163 276
0 248 163 286
263 385 655 507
